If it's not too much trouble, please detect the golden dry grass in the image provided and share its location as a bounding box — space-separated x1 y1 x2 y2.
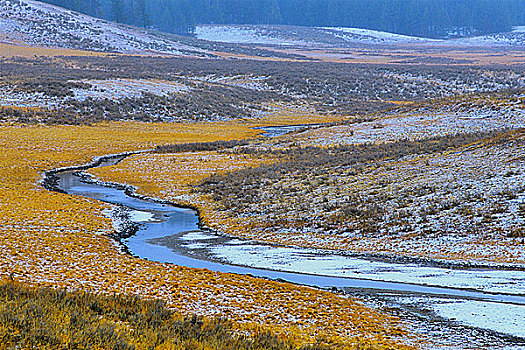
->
0 121 415 349
0 43 109 58
270 46 525 65
248 103 344 126
0 280 341 350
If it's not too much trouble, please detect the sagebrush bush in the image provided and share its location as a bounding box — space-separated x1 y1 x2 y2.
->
0 281 331 350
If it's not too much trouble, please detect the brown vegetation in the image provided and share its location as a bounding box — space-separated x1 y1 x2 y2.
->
0 121 413 349
2 55 524 124
155 139 250 153
196 131 501 230
0 280 329 350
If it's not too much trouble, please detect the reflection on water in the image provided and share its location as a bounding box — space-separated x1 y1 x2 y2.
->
49 127 525 342
57 170 525 306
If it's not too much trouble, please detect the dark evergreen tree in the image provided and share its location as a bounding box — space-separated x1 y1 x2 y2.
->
136 0 149 27
37 0 525 38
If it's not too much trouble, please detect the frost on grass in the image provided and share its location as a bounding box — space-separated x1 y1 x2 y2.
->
71 79 191 101
0 78 191 109
93 116 525 266
0 122 414 349
195 24 435 47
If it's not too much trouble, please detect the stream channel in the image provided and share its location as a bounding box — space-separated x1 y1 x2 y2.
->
51 125 525 348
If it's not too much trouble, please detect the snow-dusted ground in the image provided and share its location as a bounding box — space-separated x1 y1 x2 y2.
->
433 299 524 338
195 24 525 49
296 111 525 147
0 89 60 108
439 26 525 47
128 209 156 223
174 230 525 342
395 296 525 339
194 25 305 46
321 27 437 44
0 0 203 54
58 157 525 345
0 78 190 109
195 24 435 46
179 231 525 295
170 224 525 342
447 33 525 47
2 0 524 54
253 119 525 266
72 79 190 101
192 74 273 92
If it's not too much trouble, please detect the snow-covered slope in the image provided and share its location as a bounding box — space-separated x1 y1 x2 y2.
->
449 32 525 47
439 26 525 47
195 24 437 47
194 25 305 46
0 0 205 55
196 24 525 48
320 27 437 44
3 0 524 55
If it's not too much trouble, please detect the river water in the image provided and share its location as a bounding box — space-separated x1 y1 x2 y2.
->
52 127 525 348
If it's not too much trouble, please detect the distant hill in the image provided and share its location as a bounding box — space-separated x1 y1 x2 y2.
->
0 0 205 55
3 0 525 58
193 24 525 48
444 26 525 47
0 0 300 58
194 25 438 47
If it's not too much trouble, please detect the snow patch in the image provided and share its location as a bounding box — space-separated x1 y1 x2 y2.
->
180 231 219 241
321 27 437 44
128 210 155 223
432 299 525 338
195 25 303 45
0 0 205 55
443 31 525 47
195 24 436 47
72 79 190 101
208 244 525 295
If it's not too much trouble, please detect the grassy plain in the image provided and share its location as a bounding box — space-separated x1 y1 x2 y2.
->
91 115 525 266
0 280 339 350
273 46 525 65
0 121 414 349
2 43 524 349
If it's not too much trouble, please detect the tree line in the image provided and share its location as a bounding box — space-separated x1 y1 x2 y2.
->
39 0 525 37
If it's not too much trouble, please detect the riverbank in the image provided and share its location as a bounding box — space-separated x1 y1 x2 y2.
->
75 142 524 348
0 121 415 349
90 131 525 267
83 129 525 348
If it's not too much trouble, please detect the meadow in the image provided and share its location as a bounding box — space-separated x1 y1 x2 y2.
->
0 121 414 349
1 48 524 349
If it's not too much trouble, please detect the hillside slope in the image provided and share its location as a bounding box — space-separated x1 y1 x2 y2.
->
445 26 525 47
0 0 207 55
195 24 525 48
194 24 437 47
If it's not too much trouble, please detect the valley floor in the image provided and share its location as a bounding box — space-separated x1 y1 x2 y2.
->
0 121 416 349
1 40 524 349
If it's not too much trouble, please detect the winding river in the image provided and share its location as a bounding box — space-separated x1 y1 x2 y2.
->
46 126 525 347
